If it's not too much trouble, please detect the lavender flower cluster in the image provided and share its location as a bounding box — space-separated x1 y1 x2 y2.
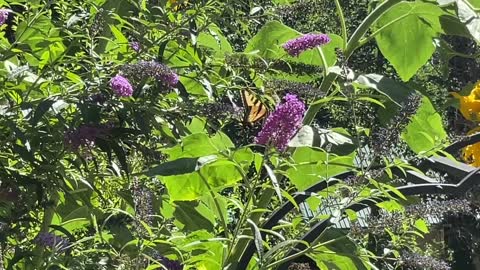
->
288 262 312 270
151 251 183 270
352 198 472 236
265 79 323 100
198 102 242 122
121 60 179 88
110 75 134 97
406 198 472 218
255 94 305 151
64 124 111 151
0 9 8 26
401 251 451 270
35 232 70 252
283 33 331 57
371 93 422 156
130 41 141 52
132 177 154 229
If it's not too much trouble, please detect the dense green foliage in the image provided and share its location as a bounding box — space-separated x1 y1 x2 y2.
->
1 0 480 269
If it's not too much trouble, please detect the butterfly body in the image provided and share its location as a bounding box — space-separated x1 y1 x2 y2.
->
241 90 268 124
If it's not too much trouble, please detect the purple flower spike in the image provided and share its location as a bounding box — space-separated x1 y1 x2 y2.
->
159 71 179 88
130 41 141 52
0 9 9 26
64 124 111 151
160 256 183 270
121 61 179 88
110 75 133 97
283 33 331 57
255 94 306 151
35 232 70 252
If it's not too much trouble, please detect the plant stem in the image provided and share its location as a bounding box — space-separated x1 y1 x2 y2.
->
198 172 230 240
333 0 348 51
303 0 402 125
225 188 275 269
317 47 329 79
265 236 346 269
30 192 59 270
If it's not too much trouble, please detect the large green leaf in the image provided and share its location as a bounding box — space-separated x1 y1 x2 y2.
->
375 2 445 81
310 228 368 270
354 73 417 123
15 15 65 67
289 126 355 155
176 230 224 270
161 159 242 201
164 132 234 160
197 24 233 56
355 74 414 106
173 201 215 232
401 96 448 154
244 20 342 67
286 147 353 191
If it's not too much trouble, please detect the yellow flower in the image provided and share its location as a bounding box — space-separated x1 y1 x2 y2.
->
463 127 480 167
451 81 480 121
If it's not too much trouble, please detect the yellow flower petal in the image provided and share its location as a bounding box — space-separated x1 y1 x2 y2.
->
463 127 480 167
452 82 480 121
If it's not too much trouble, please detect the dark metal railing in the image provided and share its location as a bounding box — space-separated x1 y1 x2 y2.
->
238 134 480 269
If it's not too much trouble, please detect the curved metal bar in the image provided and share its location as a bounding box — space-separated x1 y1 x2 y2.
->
237 171 354 269
241 135 480 269
444 133 480 154
277 167 480 269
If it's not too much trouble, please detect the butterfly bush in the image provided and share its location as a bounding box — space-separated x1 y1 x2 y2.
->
0 9 8 26
152 251 183 270
35 232 70 252
64 124 111 151
255 94 305 151
110 75 134 97
282 33 331 57
121 61 179 88
130 41 141 52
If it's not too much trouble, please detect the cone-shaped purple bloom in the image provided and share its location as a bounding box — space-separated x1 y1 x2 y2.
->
255 94 305 151
64 124 111 151
283 33 331 57
130 41 141 52
121 61 179 88
0 9 8 26
35 232 70 252
110 75 133 97
160 256 183 270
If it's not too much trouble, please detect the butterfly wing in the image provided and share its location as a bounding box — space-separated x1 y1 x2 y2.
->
169 0 188 11
242 90 268 123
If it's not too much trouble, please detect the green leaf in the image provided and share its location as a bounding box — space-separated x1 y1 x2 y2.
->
310 228 368 270
244 20 342 67
161 159 242 201
106 24 129 53
173 201 215 232
401 96 448 154
197 24 233 56
355 73 418 123
144 158 201 177
176 231 224 270
29 99 55 126
289 126 355 155
288 125 319 148
286 147 353 190
415 218 429 233
164 132 234 160
375 2 445 81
